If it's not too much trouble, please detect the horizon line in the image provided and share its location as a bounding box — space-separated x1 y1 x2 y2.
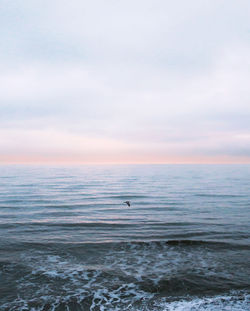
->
1 161 250 165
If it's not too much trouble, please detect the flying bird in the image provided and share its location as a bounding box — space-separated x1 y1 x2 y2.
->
123 201 131 207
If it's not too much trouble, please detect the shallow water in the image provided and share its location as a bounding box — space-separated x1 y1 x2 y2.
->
0 164 249 310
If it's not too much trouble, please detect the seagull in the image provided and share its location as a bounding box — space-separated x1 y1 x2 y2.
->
123 201 131 207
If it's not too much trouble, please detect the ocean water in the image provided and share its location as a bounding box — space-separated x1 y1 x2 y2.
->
0 164 249 311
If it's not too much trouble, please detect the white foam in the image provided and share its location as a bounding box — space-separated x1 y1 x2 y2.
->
156 292 250 311
2 244 249 311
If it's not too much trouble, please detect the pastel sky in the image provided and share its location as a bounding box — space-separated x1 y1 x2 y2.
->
1 0 250 163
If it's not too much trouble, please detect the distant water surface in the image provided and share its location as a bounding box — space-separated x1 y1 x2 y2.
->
0 164 249 310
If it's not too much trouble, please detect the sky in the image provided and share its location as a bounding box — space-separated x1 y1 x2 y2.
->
0 0 250 164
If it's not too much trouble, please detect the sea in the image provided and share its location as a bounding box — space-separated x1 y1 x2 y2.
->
0 164 249 311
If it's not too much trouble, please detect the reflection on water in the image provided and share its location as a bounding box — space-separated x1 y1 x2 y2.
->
0 164 250 310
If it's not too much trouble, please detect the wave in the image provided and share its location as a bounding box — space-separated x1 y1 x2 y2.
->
1 255 249 311
195 193 245 198
0 221 199 228
158 292 250 311
104 194 150 199
2 236 249 251
1 291 249 311
104 239 250 251
1 236 249 310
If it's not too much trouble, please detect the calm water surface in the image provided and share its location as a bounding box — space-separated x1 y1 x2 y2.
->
0 164 249 310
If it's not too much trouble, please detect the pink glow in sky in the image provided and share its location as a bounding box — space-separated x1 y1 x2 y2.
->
1 0 250 164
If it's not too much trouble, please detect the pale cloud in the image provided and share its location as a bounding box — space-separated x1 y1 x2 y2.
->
0 0 250 163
